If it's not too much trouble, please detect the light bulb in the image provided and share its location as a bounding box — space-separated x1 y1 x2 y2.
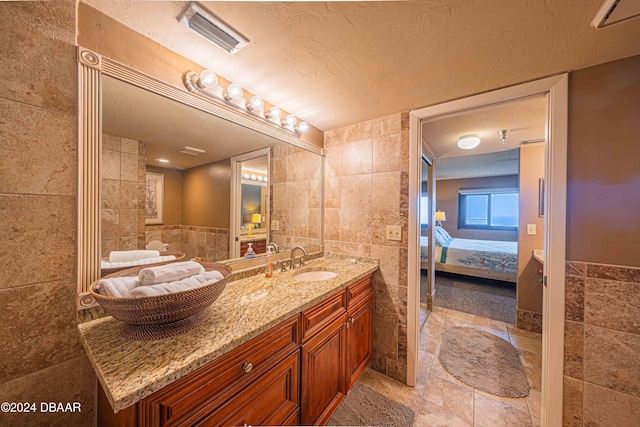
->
283 114 296 127
457 136 481 150
243 173 250 179
156 158 170 163
198 70 217 88
225 83 243 100
247 96 264 111
296 121 310 133
250 174 257 180
266 106 282 119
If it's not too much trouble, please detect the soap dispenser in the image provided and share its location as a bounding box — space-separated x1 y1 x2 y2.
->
265 247 273 278
244 242 256 259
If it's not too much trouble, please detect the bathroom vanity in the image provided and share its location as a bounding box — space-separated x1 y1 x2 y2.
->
79 254 377 426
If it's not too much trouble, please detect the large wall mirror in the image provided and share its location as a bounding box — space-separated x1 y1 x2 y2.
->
77 49 323 302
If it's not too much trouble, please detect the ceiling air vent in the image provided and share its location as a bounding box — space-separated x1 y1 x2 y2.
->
179 146 206 156
178 2 249 54
592 0 640 28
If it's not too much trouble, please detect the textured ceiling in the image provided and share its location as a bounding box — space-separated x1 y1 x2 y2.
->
435 149 521 181
422 94 547 159
85 0 640 131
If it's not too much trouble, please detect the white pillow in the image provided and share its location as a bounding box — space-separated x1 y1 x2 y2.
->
436 226 452 240
433 229 446 247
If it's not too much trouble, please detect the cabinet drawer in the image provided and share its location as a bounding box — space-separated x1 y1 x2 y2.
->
197 349 300 426
138 315 300 427
346 275 373 309
301 291 347 342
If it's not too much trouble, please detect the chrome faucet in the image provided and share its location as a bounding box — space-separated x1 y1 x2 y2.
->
268 242 280 253
289 246 307 269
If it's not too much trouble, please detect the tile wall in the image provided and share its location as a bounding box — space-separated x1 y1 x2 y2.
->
145 225 230 261
323 112 410 382
0 2 96 426
101 133 146 256
563 261 640 426
270 142 322 249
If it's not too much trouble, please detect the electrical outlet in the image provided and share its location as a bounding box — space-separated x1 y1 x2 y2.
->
386 225 402 241
527 224 536 235
271 220 279 231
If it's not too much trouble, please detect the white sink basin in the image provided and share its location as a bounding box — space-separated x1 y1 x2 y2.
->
294 270 337 282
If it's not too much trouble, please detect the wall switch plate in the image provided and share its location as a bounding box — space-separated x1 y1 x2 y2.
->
527 224 536 235
271 220 279 231
386 225 402 241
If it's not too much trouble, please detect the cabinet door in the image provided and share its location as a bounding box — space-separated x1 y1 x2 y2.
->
347 294 374 389
196 350 300 427
301 315 348 426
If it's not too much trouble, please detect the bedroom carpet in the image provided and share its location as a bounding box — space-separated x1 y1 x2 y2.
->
433 272 516 324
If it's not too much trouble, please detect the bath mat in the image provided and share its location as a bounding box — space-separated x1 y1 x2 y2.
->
438 326 529 398
327 382 416 427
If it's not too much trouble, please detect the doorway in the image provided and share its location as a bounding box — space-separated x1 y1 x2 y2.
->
407 75 568 426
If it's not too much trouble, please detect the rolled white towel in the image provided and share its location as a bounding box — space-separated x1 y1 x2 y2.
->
95 276 140 298
130 270 224 298
138 261 205 286
109 250 160 263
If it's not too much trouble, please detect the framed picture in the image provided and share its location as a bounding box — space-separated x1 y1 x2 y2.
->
145 172 164 224
538 178 545 218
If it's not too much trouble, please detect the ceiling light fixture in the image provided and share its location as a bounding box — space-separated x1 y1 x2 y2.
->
498 129 510 144
197 69 218 89
157 158 170 163
184 71 310 137
224 83 243 101
457 136 481 150
265 106 282 119
247 95 264 111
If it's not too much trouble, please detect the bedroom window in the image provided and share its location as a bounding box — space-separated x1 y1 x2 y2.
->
458 188 519 231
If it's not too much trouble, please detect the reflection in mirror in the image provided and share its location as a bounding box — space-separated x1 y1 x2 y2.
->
101 75 322 265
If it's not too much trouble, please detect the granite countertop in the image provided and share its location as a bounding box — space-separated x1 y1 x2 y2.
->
78 253 378 413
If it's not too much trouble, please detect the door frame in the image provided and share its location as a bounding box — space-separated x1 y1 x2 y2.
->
407 74 568 427
229 147 271 258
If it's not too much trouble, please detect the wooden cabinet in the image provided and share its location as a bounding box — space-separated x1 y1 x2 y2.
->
300 274 373 425
346 275 374 389
300 293 348 426
97 274 374 427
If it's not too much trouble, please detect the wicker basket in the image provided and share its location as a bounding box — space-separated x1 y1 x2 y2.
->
90 261 232 340
100 252 186 276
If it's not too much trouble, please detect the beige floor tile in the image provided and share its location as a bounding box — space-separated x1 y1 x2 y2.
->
415 400 473 427
474 389 529 414
526 388 542 419
473 324 510 341
446 309 476 324
508 334 542 354
474 393 533 427
420 334 440 354
422 375 474 421
507 325 543 341
365 369 423 413
443 317 475 330
418 350 435 372
474 315 508 330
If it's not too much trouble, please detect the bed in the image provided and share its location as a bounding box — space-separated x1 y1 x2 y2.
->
420 227 518 282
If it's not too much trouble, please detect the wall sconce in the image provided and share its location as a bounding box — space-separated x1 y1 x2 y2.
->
184 70 311 137
435 210 446 227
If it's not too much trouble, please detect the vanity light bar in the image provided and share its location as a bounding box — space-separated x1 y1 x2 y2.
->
183 70 310 137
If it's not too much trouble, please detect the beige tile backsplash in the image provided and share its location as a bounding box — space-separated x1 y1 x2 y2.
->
563 261 640 426
324 111 410 382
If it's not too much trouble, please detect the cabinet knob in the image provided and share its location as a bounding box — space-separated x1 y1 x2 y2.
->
345 322 350 328
350 317 355 324
242 362 253 373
